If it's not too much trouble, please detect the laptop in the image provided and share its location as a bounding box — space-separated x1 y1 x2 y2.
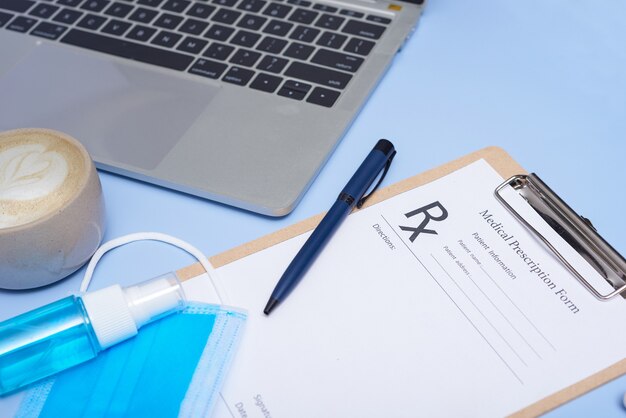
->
0 0 423 216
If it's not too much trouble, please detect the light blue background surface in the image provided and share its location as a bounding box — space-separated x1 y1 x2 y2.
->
1 0 626 416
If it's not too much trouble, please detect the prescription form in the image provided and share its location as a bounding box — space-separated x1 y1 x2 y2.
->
185 160 626 417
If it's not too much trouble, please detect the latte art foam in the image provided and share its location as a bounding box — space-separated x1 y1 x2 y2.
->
0 144 69 201
0 131 86 229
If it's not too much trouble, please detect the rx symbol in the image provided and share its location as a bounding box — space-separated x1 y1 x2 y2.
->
399 201 449 242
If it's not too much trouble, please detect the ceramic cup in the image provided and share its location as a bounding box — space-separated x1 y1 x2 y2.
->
0 128 106 289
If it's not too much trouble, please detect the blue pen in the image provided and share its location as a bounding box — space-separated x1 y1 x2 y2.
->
264 139 396 315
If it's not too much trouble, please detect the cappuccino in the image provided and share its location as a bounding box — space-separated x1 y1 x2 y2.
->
0 128 105 289
0 130 86 229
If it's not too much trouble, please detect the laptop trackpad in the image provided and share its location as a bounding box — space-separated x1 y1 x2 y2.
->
0 43 217 170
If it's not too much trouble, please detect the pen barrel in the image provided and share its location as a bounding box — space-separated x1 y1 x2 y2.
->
266 139 396 313
342 139 395 203
271 200 351 300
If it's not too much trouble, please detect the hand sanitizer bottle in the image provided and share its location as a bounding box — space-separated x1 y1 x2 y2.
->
0 272 186 395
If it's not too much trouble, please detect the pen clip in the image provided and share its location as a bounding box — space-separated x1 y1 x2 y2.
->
357 150 396 209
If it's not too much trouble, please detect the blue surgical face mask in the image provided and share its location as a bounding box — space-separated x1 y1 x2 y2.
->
16 233 246 418
17 303 246 418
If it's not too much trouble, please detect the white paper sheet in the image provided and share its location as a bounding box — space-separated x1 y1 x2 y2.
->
197 160 626 417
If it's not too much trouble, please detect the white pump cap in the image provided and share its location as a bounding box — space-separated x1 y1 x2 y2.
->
81 272 186 349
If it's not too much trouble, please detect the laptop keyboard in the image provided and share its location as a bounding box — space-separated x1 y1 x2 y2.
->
0 0 391 107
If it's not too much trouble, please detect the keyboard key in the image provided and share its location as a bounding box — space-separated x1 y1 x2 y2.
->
212 0 237 6
204 23 234 41
129 7 157 23
306 86 339 107
177 35 207 53
0 0 35 13
203 42 234 60
289 25 318 42
211 8 240 24
284 61 351 89
222 66 254 85
262 18 291 36
137 0 164 7
154 13 182 29
61 29 194 70
7 16 37 32
187 3 214 18
312 4 336 13
179 17 208 34
57 0 82 6
105 2 133 17
126 24 155 41
162 0 189 13
286 0 309 6
256 35 286 53
283 79 310 92
366 14 391 24
262 2 290 18
339 9 362 18
288 8 316 24
151 29 181 47
256 55 287 73
77 13 107 30
237 13 266 30
189 57 227 79
29 3 59 18
250 72 282 93
277 81 309 100
311 48 362 72
316 31 346 49
229 48 260 66
342 19 384 39
53 8 83 24
343 37 374 56
230 29 259 47
101 18 131 35
30 21 67 39
283 42 313 60
0 11 14 27
237 0 265 12
81 0 109 12
315 13 343 30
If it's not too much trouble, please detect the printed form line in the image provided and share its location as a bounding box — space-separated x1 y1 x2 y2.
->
219 393 237 418
464 268 542 360
479 264 556 351
381 215 524 385
431 254 528 367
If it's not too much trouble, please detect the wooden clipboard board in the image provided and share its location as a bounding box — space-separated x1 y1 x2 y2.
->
176 146 626 417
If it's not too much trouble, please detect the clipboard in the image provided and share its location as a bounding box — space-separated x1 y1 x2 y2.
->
176 146 626 417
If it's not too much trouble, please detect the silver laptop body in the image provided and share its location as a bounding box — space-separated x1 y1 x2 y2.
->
0 0 423 216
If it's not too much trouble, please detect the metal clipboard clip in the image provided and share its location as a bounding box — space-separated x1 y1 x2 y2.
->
495 173 626 301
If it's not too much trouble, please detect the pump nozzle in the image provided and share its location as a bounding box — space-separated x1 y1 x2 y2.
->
81 272 187 349
124 272 186 328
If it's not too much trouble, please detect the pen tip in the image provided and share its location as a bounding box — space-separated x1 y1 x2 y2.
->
263 298 279 315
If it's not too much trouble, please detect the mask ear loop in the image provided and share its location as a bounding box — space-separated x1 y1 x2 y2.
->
79 232 224 303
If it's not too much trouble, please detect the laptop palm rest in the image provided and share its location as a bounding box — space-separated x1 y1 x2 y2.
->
0 43 217 170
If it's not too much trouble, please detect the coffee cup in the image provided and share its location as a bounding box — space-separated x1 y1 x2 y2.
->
0 128 106 289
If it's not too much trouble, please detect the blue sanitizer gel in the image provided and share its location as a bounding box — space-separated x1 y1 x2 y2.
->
0 296 99 395
0 273 186 396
